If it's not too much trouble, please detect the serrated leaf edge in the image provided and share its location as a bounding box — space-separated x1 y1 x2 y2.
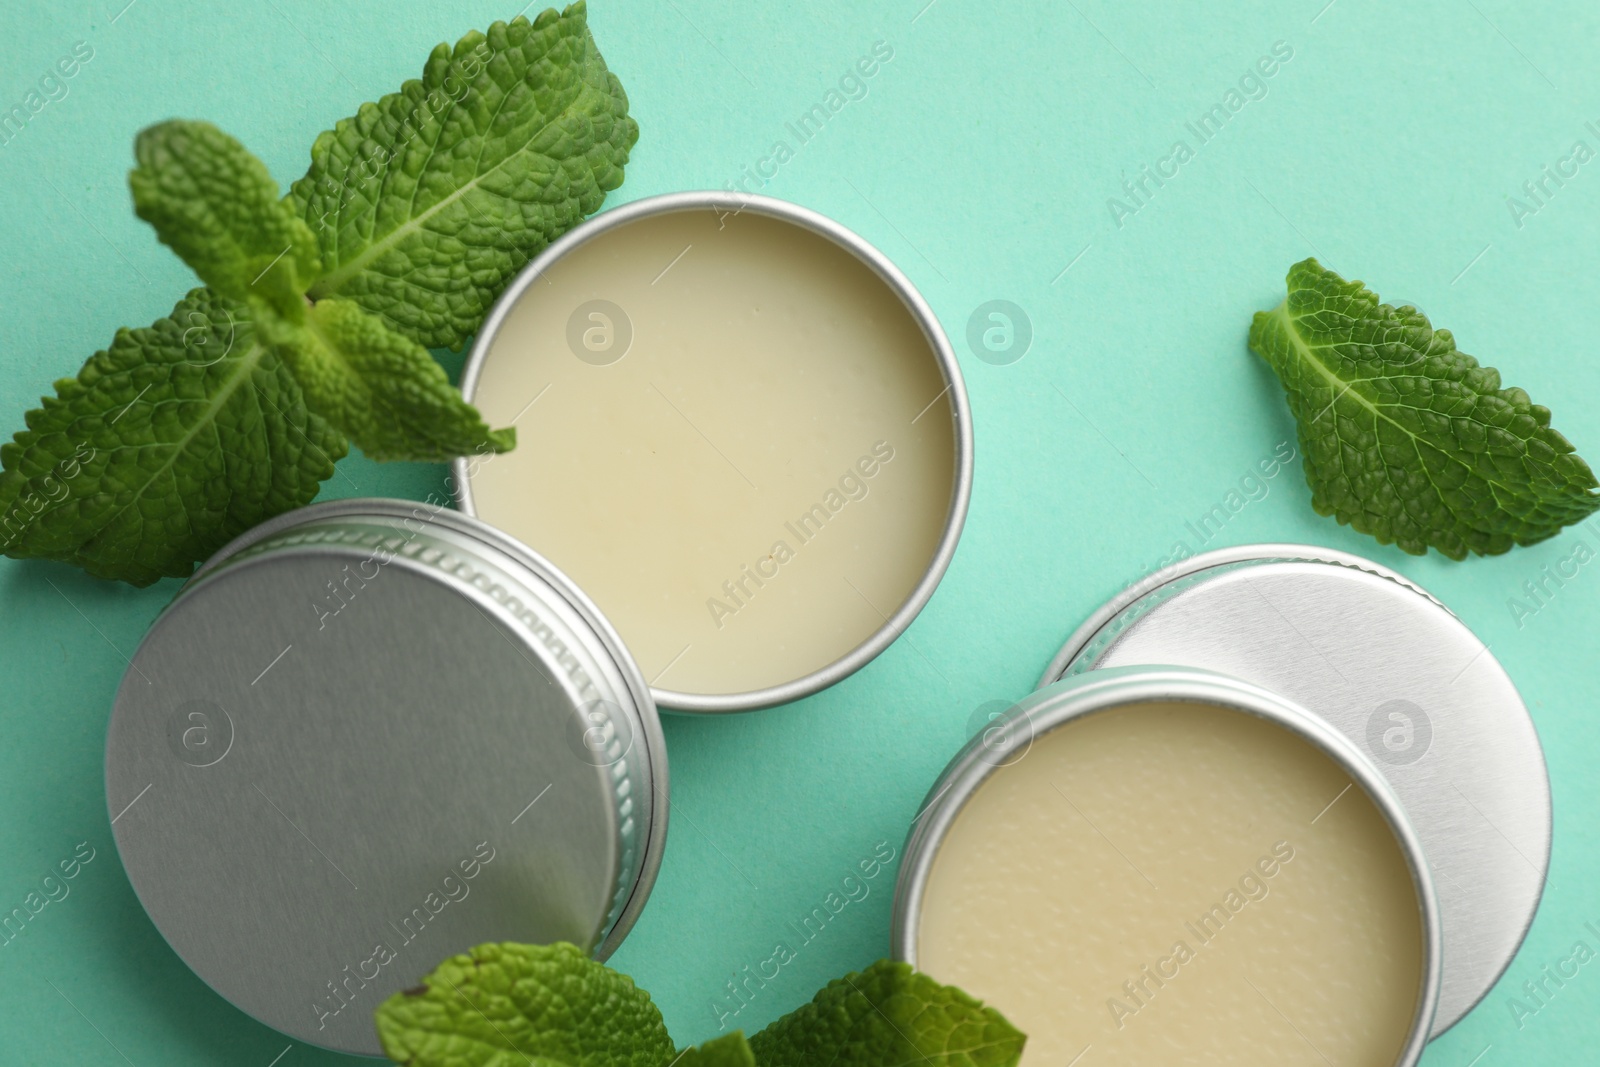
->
306 9 595 299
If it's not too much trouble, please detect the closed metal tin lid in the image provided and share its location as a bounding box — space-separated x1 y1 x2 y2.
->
1040 544 1550 1036
105 499 667 1056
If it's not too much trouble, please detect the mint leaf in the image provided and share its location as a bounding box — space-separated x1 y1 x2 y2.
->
130 120 319 318
747 960 1025 1067
1250 258 1600 558
292 2 638 350
0 288 343 585
374 942 674 1067
674 1033 756 1067
268 297 514 462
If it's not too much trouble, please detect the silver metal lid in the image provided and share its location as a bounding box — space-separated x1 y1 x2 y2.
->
106 499 667 1056
1040 544 1550 1036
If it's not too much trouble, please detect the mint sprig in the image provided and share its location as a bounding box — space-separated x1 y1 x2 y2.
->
1250 258 1600 558
374 944 1025 1067
0 3 632 585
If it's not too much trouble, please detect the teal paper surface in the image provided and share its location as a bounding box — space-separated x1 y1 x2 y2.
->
3 0 1598 1061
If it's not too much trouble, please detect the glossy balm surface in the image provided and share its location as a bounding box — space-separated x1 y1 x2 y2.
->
464 209 955 698
918 701 1424 1066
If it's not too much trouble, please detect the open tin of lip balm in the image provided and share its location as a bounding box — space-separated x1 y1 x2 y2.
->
105 499 667 1057
893 667 1441 1067
453 192 972 712
1039 544 1550 1036
892 544 1551 1065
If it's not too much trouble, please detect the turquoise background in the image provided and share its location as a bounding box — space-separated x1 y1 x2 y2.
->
2 0 1598 1061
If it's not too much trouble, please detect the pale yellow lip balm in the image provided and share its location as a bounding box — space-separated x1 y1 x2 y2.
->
898 674 1437 1067
455 194 968 711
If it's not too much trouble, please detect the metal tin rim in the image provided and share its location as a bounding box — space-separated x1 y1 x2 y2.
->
451 191 974 714
891 666 1442 1067
1038 543 1448 689
180 497 668 959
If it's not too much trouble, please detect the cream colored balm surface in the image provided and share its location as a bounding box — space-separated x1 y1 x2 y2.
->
918 702 1424 1066
466 209 955 696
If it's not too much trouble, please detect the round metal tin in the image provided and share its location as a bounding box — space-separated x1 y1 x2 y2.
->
106 499 667 1057
1039 544 1549 1035
892 666 1442 1067
452 191 973 713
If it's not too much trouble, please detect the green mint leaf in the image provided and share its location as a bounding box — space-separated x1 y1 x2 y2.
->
374 942 674 1067
747 960 1025 1067
673 1033 755 1067
292 2 638 350
1250 258 1600 558
267 297 514 462
0 288 344 585
129 120 320 318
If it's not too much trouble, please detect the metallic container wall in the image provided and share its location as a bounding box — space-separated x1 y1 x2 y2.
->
891 666 1442 1067
452 191 973 714
106 500 667 1056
